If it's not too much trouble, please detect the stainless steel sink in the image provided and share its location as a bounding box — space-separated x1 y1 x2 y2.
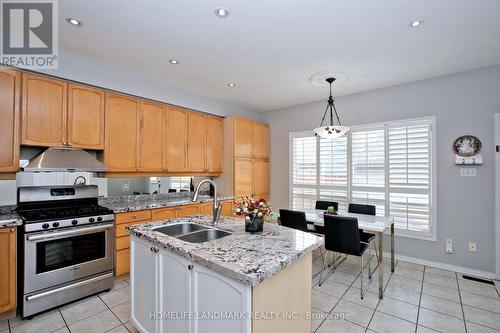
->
152 223 209 237
152 222 231 243
177 229 231 243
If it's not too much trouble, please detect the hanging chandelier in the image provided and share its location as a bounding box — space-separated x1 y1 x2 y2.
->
313 77 350 139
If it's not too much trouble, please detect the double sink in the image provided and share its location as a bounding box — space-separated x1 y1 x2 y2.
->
152 222 231 243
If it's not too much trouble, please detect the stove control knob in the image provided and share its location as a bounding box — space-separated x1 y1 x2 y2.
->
89 217 95 222
97 217 103 222
42 223 49 229
71 220 78 225
52 222 60 228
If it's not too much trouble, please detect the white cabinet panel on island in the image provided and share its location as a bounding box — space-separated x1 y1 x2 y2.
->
127 215 323 333
131 237 157 333
191 263 251 333
130 236 251 333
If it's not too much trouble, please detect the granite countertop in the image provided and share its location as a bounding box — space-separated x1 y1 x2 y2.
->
0 205 22 228
99 193 235 213
127 215 323 286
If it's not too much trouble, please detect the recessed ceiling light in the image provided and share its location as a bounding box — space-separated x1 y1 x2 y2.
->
409 20 423 28
169 59 180 64
66 17 82 26
215 8 230 18
227 83 236 87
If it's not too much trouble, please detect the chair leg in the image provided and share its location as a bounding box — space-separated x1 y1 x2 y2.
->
318 250 328 286
360 254 364 299
368 244 372 280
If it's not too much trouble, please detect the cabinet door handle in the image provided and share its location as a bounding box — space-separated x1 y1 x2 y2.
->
150 246 155 252
10 228 15 233
67 142 72 147
188 264 193 270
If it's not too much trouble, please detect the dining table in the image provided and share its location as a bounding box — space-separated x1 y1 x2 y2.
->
294 208 395 299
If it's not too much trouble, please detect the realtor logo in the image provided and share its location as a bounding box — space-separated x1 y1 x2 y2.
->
1 0 58 69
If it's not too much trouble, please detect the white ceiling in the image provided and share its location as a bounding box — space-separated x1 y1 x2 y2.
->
59 0 500 112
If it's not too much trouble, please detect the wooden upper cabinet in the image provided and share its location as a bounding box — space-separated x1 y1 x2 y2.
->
253 122 269 159
140 101 165 172
0 68 20 172
104 93 140 172
0 227 16 314
234 117 253 158
206 116 223 172
165 106 187 172
187 112 207 172
253 159 269 197
67 84 105 149
234 157 253 197
22 74 67 147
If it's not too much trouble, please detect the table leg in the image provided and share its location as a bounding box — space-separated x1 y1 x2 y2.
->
391 223 395 272
378 231 384 299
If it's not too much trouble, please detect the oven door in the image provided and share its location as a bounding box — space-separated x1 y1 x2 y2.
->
24 222 114 293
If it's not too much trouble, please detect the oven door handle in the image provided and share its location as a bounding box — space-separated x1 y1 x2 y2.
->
26 272 114 302
26 223 114 241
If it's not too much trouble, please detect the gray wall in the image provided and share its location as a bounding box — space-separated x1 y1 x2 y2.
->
263 65 500 273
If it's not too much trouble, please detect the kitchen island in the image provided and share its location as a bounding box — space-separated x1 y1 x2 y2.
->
127 214 323 333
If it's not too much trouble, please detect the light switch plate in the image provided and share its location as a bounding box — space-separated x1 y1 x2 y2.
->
446 239 453 253
460 168 476 177
468 242 477 253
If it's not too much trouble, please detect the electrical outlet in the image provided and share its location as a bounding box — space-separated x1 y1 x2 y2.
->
122 182 129 191
460 168 477 177
446 239 453 253
468 242 477 253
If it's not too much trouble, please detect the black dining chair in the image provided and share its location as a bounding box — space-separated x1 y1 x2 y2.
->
348 203 378 261
315 200 339 211
319 215 373 299
279 209 316 233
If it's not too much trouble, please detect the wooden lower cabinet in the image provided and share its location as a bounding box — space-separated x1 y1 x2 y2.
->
221 201 234 216
114 211 152 276
152 207 177 220
177 204 200 217
200 200 234 217
114 200 236 275
115 248 130 276
0 227 16 314
199 202 212 215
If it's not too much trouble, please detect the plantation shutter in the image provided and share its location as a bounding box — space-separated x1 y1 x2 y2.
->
351 128 386 216
319 136 348 211
291 135 317 209
388 121 432 232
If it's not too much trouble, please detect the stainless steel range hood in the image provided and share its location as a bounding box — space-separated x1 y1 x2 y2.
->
22 147 108 172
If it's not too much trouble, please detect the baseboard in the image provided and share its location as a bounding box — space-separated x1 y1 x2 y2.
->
381 251 497 280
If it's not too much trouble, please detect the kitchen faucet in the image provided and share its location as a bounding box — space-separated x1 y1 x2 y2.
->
192 179 222 225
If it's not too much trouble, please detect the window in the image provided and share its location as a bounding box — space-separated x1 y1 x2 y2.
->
169 177 192 191
150 177 192 193
289 117 435 239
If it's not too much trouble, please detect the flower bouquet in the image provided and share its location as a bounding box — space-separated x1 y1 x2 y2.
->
234 197 273 233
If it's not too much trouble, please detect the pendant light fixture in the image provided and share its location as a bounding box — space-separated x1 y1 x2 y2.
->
313 77 349 139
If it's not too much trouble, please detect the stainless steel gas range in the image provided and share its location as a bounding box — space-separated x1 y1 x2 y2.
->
17 185 115 318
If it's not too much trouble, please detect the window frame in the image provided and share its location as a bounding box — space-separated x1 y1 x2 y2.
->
289 116 437 241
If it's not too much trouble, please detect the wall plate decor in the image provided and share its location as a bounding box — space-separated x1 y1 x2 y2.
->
453 135 481 157
453 135 483 165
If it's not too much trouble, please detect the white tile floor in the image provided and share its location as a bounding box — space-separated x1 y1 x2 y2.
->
311 254 500 333
1 257 499 333
0 275 136 333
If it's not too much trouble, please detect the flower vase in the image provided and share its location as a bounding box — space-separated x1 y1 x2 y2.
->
245 215 263 233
